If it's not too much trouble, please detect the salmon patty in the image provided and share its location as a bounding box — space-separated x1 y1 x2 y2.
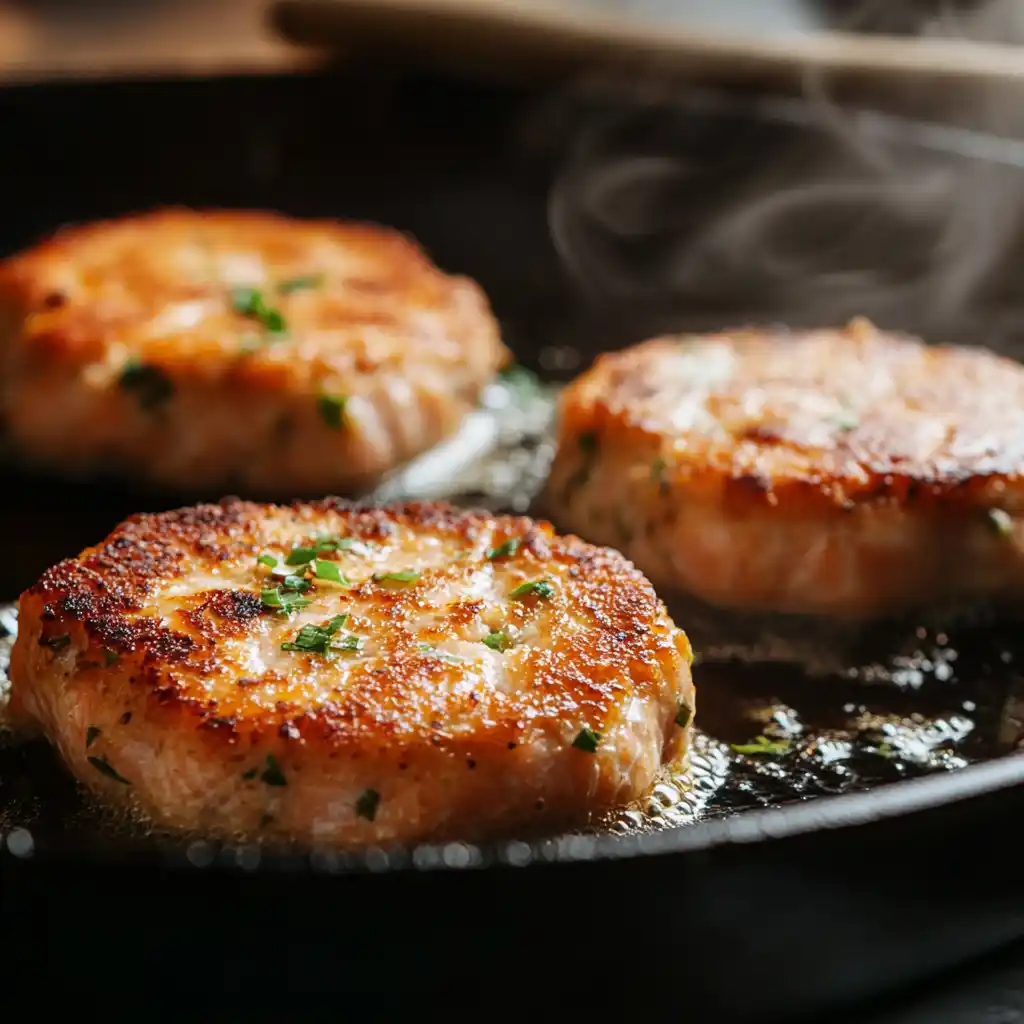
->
8 499 694 848
543 318 1024 623
0 209 507 496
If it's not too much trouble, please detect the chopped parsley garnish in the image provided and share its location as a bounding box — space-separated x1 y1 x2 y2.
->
281 574 311 593
417 643 463 663
230 286 287 335
313 559 351 585
260 587 312 614
572 727 601 753
257 553 279 569
317 393 348 430
373 570 421 585
988 509 1013 536
834 409 860 431
509 579 555 600
579 432 598 455
287 536 361 565
730 735 792 756
675 702 693 728
260 754 287 787
88 755 131 785
41 634 71 651
241 767 258 780
314 534 362 553
874 742 897 759
85 726 101 748
333 634 365 652
356 788 380 821
119 360 174 411
102 647 119 667
277 272 324 294
486 537 521 560
482 630 513 652
285 546 317 566
281 614 352 654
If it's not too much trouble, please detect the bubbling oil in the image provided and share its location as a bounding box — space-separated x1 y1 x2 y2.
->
1 367 1021 861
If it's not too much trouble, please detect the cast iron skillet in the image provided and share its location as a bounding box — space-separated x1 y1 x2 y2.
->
2 71 1024 1020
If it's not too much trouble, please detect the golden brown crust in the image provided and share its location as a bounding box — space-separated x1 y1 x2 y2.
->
10 499 694 845
0 209 508 495
544 319 1024 620
21 499 674 743
560 318 1024 515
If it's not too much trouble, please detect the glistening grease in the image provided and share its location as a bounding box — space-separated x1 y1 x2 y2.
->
1 370 1022 859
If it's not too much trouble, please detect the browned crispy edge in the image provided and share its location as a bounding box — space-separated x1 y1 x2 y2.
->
17 498 681 750
558 327 1024 516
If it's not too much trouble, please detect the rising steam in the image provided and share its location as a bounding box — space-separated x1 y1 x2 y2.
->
546 0 1024 353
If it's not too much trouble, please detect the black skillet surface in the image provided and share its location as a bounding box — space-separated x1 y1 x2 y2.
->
3 71 1024 1019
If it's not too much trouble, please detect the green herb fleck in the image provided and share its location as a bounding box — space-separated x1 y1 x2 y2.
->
486 537 521 560
988 509 1013 536
293 534 365 561
356 787 380 821
285 545 317 566
41 634 71 651
482 630 513 652
260 754 287 787
260 587 312 614
313 559 351 585
417 643 463 663
317 393 348 430
257 553 279 569
731 735 792 757
85 726 101 748
241 767 258 780
572 727 601 753
314 534 361 553
281 614 351 654
675 702 693 728
509 579 555 600
119 360 174 411
102 647 119 667
874 742 897 759
833 409 860 431
333 634 365 653
88 755 131 785
373 570 421 585
651 457 670 494
230 286 287 335
281 574 311 594
277 273 324 294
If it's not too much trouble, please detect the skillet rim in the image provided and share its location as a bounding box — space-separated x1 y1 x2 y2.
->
4 76 1024 875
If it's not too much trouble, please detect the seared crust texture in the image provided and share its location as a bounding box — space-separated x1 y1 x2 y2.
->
8 499 694 847
543 318 1024 620
0 208 508 495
